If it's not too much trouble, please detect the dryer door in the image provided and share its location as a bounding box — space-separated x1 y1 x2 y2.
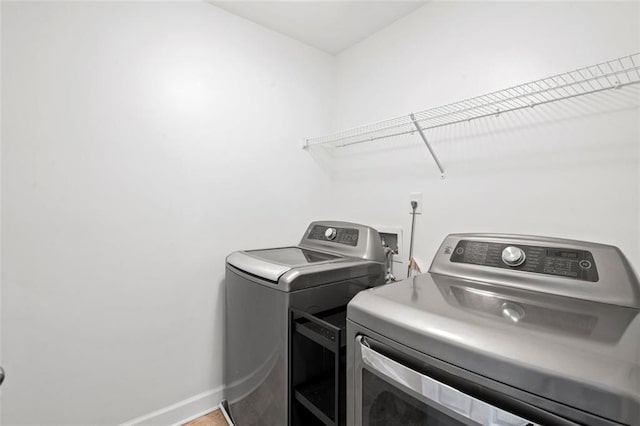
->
354 336 579 426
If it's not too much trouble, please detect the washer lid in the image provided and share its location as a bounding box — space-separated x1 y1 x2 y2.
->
226 247 341 282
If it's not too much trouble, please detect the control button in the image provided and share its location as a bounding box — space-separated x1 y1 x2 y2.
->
324 227 337 240
455 247 464 255
444 246 452 254
502 246 526 267
579 260 592 270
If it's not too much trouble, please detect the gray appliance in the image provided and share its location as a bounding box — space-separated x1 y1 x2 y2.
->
347 233 640 426
223 221 386 426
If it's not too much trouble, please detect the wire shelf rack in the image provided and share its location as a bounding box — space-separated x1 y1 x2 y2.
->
304 53 640 176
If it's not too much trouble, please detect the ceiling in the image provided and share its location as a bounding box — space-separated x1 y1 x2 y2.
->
209 1 427 55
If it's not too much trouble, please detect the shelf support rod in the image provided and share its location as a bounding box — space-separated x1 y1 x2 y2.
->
409 113 445 177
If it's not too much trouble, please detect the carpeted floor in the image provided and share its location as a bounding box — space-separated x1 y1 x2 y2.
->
183 409 228 426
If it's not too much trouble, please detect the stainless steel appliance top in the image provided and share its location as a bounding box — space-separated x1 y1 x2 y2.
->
226 221 386 291
348 233 640 425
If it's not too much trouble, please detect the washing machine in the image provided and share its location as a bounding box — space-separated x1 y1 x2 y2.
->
222 221 386 426
347 233 639 426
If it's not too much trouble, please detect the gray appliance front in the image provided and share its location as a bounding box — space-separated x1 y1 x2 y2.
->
223 221 387 425
224 266 373 426
347 324 589 426
347 233 640 426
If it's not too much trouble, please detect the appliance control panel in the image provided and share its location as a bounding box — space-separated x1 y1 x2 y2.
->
449 239 599 282
300 221 386 263
308 224 359 246
430 233 640 308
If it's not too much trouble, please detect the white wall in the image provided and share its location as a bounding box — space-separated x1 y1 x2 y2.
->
327 1 640 275
1 2 333 424
2 1 640 425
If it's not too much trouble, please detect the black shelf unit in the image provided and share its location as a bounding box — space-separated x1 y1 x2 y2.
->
289 306 347 426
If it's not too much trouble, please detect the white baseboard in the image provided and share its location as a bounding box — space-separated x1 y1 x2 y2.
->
119 386 225 426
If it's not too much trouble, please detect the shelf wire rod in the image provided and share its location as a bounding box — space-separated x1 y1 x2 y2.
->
413 109 438 120
597 63 615 87
487 94 518 113
412 64 638 129
466 97 486 108
322 111 416 139
576 68 597 90
527 80 545 93
430 107 478 125
332 76 640 149
415 91 530 126
629 56 640 79
460 101 480 113
418 111 454 126
509 56 627 97
428 104 456 115
336 128 418 148
510 86 531 104
487 93 513 114
443 103 470 117
585 67 605 89
544 80 569 100
504 89 531 107
421 92 500 120
517 84 538 103
442 102 473 122
423 110 460 124
567 71 590 93
414 106 479 126
557 73 582 95
532 81 551 96
307 56 640 149
540 78 568 99
605 61 621 86
463 98 481 107
450 99 480 116
499 88 524 104
329 119 413 145
419 61 635 122
464 99 491 117
446 105 477 121
446 75 635 126
313 117 416 146
418 81 640 130
441 109 473 124
618 57 632 82
591 65 607 87
436 104 461 116
534 81 560 101
577 67 596 88
517 87 539 105
525 83 552 103
425 108 454 120
493 91 528 110
533 80 562 100
485 92 507 105
556 77 577 96
550 76 576 97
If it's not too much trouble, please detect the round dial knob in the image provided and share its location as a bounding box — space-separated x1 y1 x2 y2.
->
324 228 337 240
502 246 526 267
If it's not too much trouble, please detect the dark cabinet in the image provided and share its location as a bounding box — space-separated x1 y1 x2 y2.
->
289 306 347 426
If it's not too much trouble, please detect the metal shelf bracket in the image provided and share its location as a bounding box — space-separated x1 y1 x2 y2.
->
409 113 445 178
